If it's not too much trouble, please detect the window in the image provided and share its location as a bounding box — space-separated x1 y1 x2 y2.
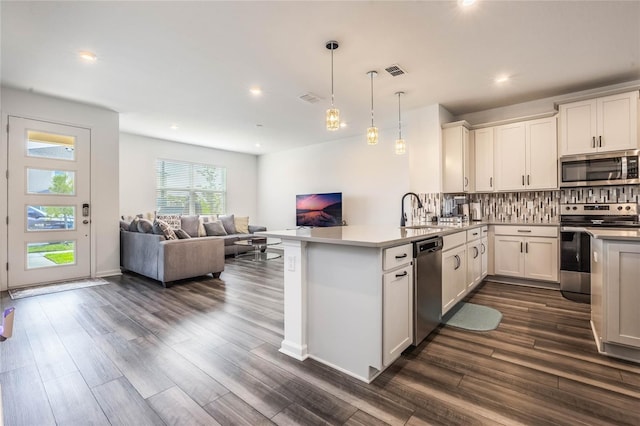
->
156 159 226 215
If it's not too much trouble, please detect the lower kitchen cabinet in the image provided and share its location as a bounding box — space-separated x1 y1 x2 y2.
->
591 238 640 363
493 225 559 282
466 230 483 291
382 244 413 367
442 245 466 314
481 235 489 277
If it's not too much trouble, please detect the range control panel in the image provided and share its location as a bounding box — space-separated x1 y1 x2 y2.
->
560 203 638 216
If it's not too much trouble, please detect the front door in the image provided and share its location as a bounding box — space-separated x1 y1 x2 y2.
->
7 117 91 288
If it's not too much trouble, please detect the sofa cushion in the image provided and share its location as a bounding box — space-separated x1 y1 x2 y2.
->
128 217 140 232
154 219 177 240
156 214 181 230
174 228 192 239
180 215 200 238
204 221 228 236
218 214 237 234
120 220 130 231
234 216 249 234
217 235 241 246
137 218 154 233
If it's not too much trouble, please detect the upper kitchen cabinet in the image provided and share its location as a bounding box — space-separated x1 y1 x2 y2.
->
559 91 639 155
494 116 558 191
474 127 495 192
442 121 474 193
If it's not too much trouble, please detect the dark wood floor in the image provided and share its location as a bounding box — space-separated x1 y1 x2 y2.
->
1 257 639 425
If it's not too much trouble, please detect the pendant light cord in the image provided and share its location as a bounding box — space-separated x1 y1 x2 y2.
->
330 46 335 108
370 72 374 126
398 92 402 139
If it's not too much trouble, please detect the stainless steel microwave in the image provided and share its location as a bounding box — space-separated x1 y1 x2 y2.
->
559 150 639 187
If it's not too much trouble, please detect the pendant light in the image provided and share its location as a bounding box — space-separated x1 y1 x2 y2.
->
325 41 340 131
395 91 406 155
366 70 378 145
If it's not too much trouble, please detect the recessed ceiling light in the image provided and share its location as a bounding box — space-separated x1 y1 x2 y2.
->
170 124 179 130
250 87 262 96
459 0 476 6
255 143 261 148
340 122 347 128
494 75 510 84
78 50 97 62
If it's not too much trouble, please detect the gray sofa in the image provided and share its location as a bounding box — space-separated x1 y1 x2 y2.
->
120 230 225 286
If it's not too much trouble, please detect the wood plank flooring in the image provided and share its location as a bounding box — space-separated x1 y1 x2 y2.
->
1 257 639 425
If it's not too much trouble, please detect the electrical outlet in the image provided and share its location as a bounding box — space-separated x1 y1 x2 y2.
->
287 256 296 272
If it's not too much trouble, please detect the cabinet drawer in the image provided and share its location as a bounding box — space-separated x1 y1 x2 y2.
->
443 231 467 251
493 225 558 238
383 243 412 270
466 228 482 242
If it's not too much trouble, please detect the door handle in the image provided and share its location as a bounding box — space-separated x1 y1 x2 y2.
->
527 175 530 186
464 177 469 188
395 270 408 278
473 246 479 259
520 242 523 253
82 219 89 224
454 255 460 270
481 243 486 254
525 242 528 253
592 136 596 148
522 175 525 186
599 136 602 147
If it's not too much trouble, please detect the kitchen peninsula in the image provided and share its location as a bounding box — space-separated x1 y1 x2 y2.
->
259 224 482 382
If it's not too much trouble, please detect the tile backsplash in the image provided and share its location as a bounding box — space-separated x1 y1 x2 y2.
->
409 185 640 224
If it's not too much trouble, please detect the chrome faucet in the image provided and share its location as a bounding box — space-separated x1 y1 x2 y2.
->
401 192 423 227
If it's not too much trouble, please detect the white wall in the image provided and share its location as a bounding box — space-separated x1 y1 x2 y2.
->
119 133 258 221
257 104 446 230
0 86 120 290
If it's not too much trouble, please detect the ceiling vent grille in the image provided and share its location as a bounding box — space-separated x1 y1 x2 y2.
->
299 93 322 104
385 64 406 77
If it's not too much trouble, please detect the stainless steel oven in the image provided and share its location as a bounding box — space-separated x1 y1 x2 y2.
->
560 203 640 303
560 150 639 187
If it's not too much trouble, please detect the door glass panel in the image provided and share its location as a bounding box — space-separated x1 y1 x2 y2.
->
27 205 76 231
27 169 76 195
26 130 75 161
27 240 76 269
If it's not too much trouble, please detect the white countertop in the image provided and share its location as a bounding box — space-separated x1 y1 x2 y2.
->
587 228 640 241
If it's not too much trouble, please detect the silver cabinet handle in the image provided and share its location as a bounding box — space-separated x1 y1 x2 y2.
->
464 177 469 188
599 135 602 147
527 175 530 185
490 177 493 188
481 243 486 254
454 255 461 270
592 136 596 148
395 253 408 259
395 270 408 278
517 229 532 233
473 246 479 259
525 242 529 253
520 242 523 253
522 175 525 186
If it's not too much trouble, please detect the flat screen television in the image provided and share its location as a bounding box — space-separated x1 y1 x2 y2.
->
296 192 342 227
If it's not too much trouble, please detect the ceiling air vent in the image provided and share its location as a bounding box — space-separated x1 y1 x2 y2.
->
385 64 406 77
299 92 322 104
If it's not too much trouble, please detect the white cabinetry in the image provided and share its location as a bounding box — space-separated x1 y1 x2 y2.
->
559 91 639 155
442 121 474 193
493 225 558 282
466 228 483 291
474 127 495 192
481 231 489 278
591 238 640 363
442 231 467 314
494 117 558 191
382 243 413 367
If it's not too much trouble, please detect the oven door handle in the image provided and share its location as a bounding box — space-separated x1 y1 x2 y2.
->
561 226 588 232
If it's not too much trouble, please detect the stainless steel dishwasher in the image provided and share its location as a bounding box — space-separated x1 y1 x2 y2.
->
413 235 443 345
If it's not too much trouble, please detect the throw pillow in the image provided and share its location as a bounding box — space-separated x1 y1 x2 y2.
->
218 214 236 234
137 218 154 233
155 214 181 230
204 221 228 236
153 219 177 240
174 228 192 239
119 220 130 231
180 215 200 238
128 217 140 232
234 216 249 234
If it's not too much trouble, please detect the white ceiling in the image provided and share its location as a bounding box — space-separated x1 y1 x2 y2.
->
2 1 639 155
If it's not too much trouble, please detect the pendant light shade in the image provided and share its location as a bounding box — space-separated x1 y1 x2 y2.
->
395 91 406 155
326 41 340 131
367 70 378 145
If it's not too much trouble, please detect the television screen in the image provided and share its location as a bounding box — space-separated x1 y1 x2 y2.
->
296 192 342 227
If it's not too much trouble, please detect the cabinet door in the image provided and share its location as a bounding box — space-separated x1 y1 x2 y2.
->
559 99 597 155
494 235 525 277
474 127 494 192
383 266 413 366
467 242 482 290
495 122 527 191
597 91 639 152
605 242 640 348
481 236 488 278
526 117 558 190
442 126 464 193
442 246 466 314
524 237 558 282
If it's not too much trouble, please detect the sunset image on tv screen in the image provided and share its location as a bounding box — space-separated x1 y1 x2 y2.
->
296 192 342 227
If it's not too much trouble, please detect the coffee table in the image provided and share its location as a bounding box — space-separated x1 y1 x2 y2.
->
234 237 282 261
